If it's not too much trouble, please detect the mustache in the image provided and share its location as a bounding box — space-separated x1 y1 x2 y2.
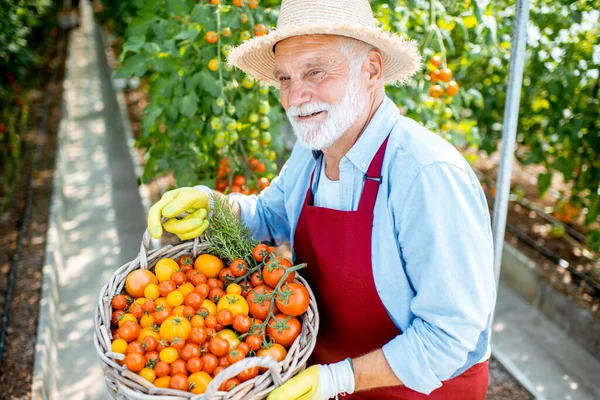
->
287 101 331 118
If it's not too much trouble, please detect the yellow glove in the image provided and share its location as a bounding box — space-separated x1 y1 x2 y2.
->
147 187 210 240
267 360 355 400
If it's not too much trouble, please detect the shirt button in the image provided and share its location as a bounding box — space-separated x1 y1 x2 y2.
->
361 162 367 169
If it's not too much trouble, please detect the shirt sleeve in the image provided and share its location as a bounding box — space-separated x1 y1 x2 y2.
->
382 162 496 394
227 156 294 245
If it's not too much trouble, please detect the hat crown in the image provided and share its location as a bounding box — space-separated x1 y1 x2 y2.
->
277 0 377 30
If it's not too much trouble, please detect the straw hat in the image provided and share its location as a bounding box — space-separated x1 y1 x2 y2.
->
227 0 422 87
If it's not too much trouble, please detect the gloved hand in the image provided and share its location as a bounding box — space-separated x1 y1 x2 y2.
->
267 359 355 400
147 187 210 240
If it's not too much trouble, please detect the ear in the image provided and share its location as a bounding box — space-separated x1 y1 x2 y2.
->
366 49 384 92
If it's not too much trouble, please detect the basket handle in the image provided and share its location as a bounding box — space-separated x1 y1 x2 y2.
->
202 356 283 398
138 224 203 270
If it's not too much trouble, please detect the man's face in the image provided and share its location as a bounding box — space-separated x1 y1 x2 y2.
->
274 35 367 150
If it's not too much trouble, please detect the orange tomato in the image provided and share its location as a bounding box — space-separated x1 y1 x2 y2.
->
194 254 224 278
205 31 218 44
248 0 258 9
446 81 459 96
125 270 158 298
254 24 268 37
189 371 212 394
438 68 452 82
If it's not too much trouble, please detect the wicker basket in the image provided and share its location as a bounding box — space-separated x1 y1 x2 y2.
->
94 230 319 399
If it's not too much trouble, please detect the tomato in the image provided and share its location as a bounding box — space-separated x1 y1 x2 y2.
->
159 280 176 297
126 270 158 298
180 343 201 361
237 366 259 382
430 54 442 67
190 314 205 328
232 314 252 333
130 303 143 319
257 343 287 362
233 0 244 6
439 68 453 82
209 288 226 303
195 255 224 278
159 347 179 364
247 285 277 320
429 84 443 98
185 292 203 309
209 336 229 356
160 316 192 341
189 371 212 394
217 293 249 316
127 341 144 354
112 295 128 310
170 337 185 351
252 244 270 262
139 367 156 383
154 361 170 377
188 327 208 345
195 283 210 299
205 315 218 328
155 258 179 282
205 31 218 44
178 255 194 270
178 282 195 297
218 355 230 367
111 338 128 354
222 378 241 391
429 69 441 83
245 334 262 351
250 271 264 287
216 309 233 326
201 353 218 374
267 314 301 348
218 267 235 284
154 376 170 388
213 366 226 377
142 335 158 352
125 352 145 372
118 313 137 327
142 300 156 313
275 282 310 316
248 0 258 9
263 257 294 289
144 351 159 363
156 339 169 352
170 359 187 376
112 310 125 326
119 321 140 342
240 281 252 297
154 308 171 325
258 177 270 190
217 329 241 349
227 348 245 365
171 271 187 286
138 327 160 342
254 23 267 37
208 58 219 72
166 290 184 307
183 306 196 317
232 175 246 186
237 342 250 356
191 272 207 286
170 374 189 391
187 357 203 373
240 13 248 24
226 283 242 295
230 259 248 277
207 278 224 290
446 80 460 96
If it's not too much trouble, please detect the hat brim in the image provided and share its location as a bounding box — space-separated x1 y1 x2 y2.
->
228 23 423 88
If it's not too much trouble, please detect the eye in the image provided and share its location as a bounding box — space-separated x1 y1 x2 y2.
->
310 70 322 76
279 76 290 82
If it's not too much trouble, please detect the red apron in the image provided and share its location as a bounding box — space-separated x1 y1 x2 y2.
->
293 135 489 399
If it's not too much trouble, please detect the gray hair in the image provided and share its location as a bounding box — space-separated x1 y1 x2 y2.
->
338 36 377 77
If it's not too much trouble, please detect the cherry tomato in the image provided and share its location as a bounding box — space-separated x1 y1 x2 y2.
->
230 259 248 277
169 374 189 391
112 295 128 310
178 255 194 270
263 257 294 288
125 352 145 372
267 314 301 348
170 359 187 375
219 267 235 284
119 321 140 342
195 283 210 299
257 343 287 362
252 244 270 262
232 314 252 333
187 357 203 373
188 327 208 344
171 271 188 286
144 351 159 363
158 280 177 297
209 336 230 356
154 361 170 377
142 336 158 352
245 334 262 351
205 315 218 328
237 366 259 382
191 272 207 286
221 377 241 391
216 309 233 326
247 285 277 320
201 353 218 374
142 300 156 313
112 310 125 326
227 348 245 364
127 341 144 354
130 303 143 319
207 278 223 289
237 342 250 356
275 282 310 316
209 288 225 303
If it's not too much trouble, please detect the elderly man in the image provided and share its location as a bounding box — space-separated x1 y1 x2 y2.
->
148 0 496 398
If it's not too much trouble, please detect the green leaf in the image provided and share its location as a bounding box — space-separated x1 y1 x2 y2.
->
190 4 211 23
141 106 163 136
122 36 146 57
537 172 552 197
181 92 199 117
115 54 149 78
166 0 190 16
126 17 154 37
199 71 221 97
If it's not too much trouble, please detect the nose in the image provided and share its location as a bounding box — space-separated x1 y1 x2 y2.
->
287 79 311 108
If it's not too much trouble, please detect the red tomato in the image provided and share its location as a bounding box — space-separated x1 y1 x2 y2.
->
191 272 207 286
112 295 128 310
246 285 277 320
187 357 203 373
219 267 236 284
237 366 259 382
201 354 218 374
232 314 251 333
275 282 310 316
209 336 230 356
188 327 208 344
178 255 194 270
119 321 140 342
171 271 187 286
170 359 187 375
154 361 170 377
252 244 270 262
180 343 201 361
169 374 189 391
216 309 233 326
185 292 203 309
125 352 145 372
263 257 294 288
230 259 248 277
209 288 225 303
195 283 210 299
257 343 287 362
266 314 301 348
159 280 177 297
245 334 262 351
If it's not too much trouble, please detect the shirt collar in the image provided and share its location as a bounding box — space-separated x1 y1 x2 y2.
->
311 95 398 173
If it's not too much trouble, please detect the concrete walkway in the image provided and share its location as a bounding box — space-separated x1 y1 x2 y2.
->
32 1 146 399
492 285 600 399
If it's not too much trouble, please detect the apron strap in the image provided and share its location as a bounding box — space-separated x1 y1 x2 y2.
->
358 135 390 213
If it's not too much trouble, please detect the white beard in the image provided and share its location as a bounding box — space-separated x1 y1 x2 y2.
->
286 75 366 151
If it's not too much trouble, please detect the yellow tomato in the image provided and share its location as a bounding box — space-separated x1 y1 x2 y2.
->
118 313 137 327
172 305 186 317
178 282 194 297
111 338 128 354
140 313 155 328
217 329 241 350
134 297 147 306
154 376 171 388
242 76 255 89
189 372 212 394
159 347 179 364
217 294 249 316
201 299 217 316
166 290 184 307
194 254 224 278
155 297 167 309
226 283 242 295
139 367 156 383
159 316 191 341
144 284 160 300
138 327 160 342
155 258 179 282
208 58 219 72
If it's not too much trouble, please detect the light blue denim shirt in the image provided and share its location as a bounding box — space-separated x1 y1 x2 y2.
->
229 95 496 394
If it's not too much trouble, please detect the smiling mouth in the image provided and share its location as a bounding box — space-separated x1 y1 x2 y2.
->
298 111 325 119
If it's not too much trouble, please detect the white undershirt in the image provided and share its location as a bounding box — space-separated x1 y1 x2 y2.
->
314 158 341 209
